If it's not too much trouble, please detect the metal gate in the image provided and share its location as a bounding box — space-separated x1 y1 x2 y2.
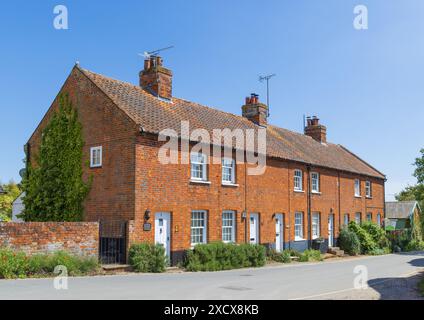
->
99 221 128 265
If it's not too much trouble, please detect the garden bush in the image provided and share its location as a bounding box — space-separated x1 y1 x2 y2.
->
0 249 29 279
184 242 266 272
348 221 378 254
361 221 390 249
128 243 167 273
339 227 361 256
298 249 323 262
404 240 424 252
0 249 99 279
267 249 291 263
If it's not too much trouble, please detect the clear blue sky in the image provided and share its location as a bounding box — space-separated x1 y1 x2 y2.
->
0 0 423 200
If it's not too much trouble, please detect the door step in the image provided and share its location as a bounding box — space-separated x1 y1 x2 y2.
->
327 247 345 257
102 264 132 273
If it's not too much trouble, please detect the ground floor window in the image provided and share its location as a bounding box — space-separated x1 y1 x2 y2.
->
377 213 381 226
366 212 372 222
191 210 207 245
295 212 304 240
312 212 320 239
344 213 350 226
355 212 362 224
222 210 236 243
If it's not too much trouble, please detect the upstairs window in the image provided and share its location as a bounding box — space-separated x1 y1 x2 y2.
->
354 179 361 197
365 181 372 198
311 172 320 193
90 146 102 168
294 169 303 191
222 158 236 184
190 152 207 181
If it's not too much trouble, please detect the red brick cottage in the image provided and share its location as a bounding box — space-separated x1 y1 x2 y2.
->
27 57 386 264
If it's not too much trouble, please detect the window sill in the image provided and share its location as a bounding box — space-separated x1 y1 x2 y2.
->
311 191 321 195
366 196 373 199
90 165 102 169
294 238 305 242
222 182 239 187
354 195 362 199
294 190 305 193
190 180 211 185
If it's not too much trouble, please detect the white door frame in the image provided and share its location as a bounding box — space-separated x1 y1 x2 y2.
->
328 214 334 247
275 213 284 252
155 212 171 258
249 213 259 244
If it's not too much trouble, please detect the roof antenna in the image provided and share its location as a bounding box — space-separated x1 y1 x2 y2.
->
259 73 276 117
138 45 174 61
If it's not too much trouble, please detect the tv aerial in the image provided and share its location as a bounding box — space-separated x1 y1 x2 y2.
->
138 45 174 60
259 73 276 117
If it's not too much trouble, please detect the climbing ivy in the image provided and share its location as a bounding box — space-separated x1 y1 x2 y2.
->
22 93 91 222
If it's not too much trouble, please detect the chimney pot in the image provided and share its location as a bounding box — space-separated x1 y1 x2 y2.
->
242 93 268 126
304 116 327 143
140 55 173 100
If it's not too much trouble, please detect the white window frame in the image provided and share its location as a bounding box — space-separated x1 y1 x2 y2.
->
344 214 350 226
90 146 102 168
222 158 236 184
354 179 361 197
311 172 320 193
365 181 372 198
222 210 236 243
366 212 372 222
294 169 303 191
355 212 362 224
190 152 208 181
294 212 304 240
312 212 320 239
377 213 381 226
191 210 207 246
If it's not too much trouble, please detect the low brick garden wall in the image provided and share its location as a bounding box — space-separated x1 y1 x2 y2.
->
0 222 99 258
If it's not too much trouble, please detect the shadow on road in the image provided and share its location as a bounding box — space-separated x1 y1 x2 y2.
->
368 270 424 300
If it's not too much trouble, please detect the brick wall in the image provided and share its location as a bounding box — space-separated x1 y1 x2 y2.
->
0 222 99 257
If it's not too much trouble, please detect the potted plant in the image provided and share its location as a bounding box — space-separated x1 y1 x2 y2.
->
312 237 325 252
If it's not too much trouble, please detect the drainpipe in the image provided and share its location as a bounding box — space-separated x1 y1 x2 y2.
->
244 155 248 244
338 173 341 234
287 162 291 250
307 165 312 249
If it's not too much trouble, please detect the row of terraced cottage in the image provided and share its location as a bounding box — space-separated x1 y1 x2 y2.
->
26 56 386 265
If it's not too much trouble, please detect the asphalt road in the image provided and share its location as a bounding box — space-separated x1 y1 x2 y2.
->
1 252 423 300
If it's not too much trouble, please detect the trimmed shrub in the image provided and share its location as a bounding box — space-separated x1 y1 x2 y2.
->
361 221 390 249
267 249 291 263
387 229 412 252
339 227 361 256
298 249 323 262
184 242 266 272
128 243 167 273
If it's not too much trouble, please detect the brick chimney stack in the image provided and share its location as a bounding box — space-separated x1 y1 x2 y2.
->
304 116 327 144
241 94 269 126
140 56 173 100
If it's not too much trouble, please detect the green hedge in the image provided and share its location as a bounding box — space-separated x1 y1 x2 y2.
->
185 242 266 272
0 249 100 279
128 243 167 273
298 249 323 262
267 249 292 263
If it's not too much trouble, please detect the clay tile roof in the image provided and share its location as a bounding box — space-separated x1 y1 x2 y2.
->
78 67 385 179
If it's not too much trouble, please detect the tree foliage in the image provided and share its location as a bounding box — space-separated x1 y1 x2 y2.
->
0 181 22 221
22 93 91 222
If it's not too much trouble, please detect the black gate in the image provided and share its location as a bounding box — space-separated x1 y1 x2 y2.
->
99 221 128 265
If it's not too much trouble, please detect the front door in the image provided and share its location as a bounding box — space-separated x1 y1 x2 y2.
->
275 213 284 252
328 214 334 247
155 212 171 258
250 213 259 244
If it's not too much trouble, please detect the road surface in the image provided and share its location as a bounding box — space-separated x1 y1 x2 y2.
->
0 252 423 300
